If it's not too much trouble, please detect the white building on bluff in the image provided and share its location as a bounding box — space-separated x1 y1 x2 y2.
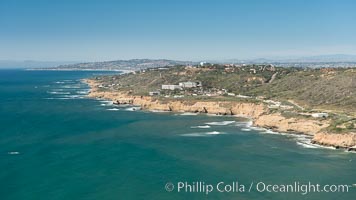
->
161 85 182 90
179 81 202 88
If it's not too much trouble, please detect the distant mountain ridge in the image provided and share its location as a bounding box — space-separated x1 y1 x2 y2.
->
205 54 356 64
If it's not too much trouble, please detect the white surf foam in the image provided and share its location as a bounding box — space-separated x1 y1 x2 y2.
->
205 121 236 126
47 91 71 95
261 129 282 135
206 114 218 116
206 131 223 135
307 142 336 150
99 102 114 107
62 95 84 99
249 126 266 131
245 121 253 127
191 125 211 129
234 122 249 126
99 100 113 105
44 97 72 100
181 131 224 137
107 108 120 111
180 112 199 116
181 133 208 137
241 128 251 131
61 85 81 89
150 110 170 113
125 107 141 111
8 151 20 155
76 90 89 94
255 128 337 150
296 142 318 149
295 137 336 149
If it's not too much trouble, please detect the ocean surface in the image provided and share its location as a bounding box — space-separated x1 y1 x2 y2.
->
0 69 355 200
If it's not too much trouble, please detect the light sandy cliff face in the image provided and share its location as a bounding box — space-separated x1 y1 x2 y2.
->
85 79 267 118
88 90 266 118
254 113 329 135
312 132 356 149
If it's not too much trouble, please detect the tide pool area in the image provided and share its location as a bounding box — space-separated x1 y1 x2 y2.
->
0 69 355 200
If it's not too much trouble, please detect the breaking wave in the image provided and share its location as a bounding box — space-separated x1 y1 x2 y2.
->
107 108 120 111
205 121 236 126
125 107 141 111
191 125 211 129
179 112 199 116
181 131 224 137
47 91 71 95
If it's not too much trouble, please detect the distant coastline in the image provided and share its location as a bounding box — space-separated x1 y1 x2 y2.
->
26 68 131 72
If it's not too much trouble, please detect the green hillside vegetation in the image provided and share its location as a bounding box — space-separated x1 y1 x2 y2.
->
248 68 356 113
93 65 356 114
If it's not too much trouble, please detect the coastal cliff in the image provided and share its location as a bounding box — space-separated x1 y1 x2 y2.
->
254 113 329 136
86 80 266 118
312 132 356 150
85 79 356 151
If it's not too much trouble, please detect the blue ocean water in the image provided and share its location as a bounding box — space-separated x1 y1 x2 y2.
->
0 69 355 200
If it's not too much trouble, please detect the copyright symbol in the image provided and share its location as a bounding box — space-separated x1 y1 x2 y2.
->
165 182 174 192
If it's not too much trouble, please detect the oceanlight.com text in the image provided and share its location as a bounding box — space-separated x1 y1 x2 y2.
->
165 181 353 195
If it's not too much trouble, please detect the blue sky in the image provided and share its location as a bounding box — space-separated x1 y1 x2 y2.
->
0 0 356 61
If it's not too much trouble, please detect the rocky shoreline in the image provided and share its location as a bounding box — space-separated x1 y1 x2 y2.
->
84 79 356 152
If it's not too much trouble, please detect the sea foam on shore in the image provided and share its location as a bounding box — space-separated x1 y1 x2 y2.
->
205 121 236 126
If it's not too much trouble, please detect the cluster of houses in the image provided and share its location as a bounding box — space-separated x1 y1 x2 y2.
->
150 80 258 99
300 112 329 118
97 83 119 89
161 81 202 91
149 81 202 97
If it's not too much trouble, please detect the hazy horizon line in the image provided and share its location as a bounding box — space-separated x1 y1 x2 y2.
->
2 53 356 63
